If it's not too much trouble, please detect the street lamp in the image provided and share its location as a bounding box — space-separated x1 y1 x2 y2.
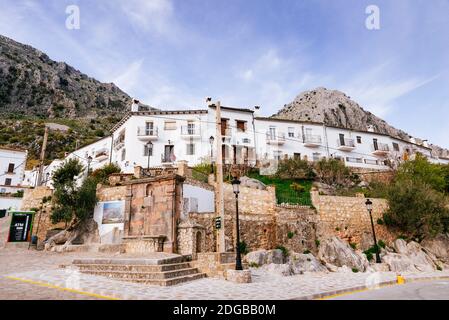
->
146 141 153 175
231 176 243 271
209 136 215 174
87 156 93 175
365 198 381 263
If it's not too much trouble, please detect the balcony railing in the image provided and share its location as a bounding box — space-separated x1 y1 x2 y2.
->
337 138 355 148
372 143 390 152
303 135 322 145
161 154 174 163
181 125 200 136
137 126 158 137
266 132 286 145
113 137 125 149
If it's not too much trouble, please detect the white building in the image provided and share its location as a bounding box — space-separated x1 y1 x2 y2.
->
35 102 447 184
0 147 27 194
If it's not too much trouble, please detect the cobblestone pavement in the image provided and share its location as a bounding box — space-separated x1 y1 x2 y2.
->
2 247 449 300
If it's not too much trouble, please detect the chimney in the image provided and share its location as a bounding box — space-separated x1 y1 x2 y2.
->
131 99 140 112
254 106 261 117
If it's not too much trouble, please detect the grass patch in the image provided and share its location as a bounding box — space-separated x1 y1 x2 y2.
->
247 173 312 206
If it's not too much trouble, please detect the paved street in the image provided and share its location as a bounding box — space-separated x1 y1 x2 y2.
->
1 247 449 300
329 279 449 300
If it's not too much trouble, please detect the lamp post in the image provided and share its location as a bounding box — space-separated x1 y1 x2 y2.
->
87 156 92 175
146 141 153 175
209 136 215 174
231 176 243 270
365 199 381 263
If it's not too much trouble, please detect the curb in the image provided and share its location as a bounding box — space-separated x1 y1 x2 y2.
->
292 275 449 300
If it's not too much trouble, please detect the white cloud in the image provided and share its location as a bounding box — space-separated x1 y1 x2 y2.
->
114 0 174 36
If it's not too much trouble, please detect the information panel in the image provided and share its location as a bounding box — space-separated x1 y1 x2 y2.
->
8 212 34 243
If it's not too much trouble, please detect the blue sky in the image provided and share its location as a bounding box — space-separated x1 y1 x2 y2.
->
0 0 448 147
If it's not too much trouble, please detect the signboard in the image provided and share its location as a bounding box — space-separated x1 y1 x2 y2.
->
102 201 125 224
8 211 34 243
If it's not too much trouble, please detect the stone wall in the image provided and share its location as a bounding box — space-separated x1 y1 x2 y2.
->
21 187 63 243
222 183 276 216
97 185 127 201
351 168 395 184
311 191 396 249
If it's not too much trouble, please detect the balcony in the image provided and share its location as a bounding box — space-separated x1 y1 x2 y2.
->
303 135 322 147
161 154 174 164
372 143 390 156
113 137 125 150
337 138 356 151
180 126 201 139
137 127 159 141
95 149 109 162
266 132 286 145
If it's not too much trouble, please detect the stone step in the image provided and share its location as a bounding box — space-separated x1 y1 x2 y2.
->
79 267 199 280
74 262 192 273
72 255 190 266
129 273 207 286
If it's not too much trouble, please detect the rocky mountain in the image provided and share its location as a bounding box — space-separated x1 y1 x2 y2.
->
0 34 151 118
0 34 156 166
272 87 449 158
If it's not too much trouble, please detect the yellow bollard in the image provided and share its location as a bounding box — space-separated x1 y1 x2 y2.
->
397 274 405 284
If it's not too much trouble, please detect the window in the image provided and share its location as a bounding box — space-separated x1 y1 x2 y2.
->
269 126 276 139
5 178 12 186
187 122 196 135
288 127 295 138
273 151 282 160
346 157 363 164
164 121 177 130
313 153 321 161
357 136 362 144
144 145 153 156
294 153 301 160
7 163 14 173
121 149 126 161
186 143 195 156
392 142 400 152
236 120 246 132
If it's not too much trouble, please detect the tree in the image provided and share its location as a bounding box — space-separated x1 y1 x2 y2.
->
314 158 355 187
383 179 449 241
51 158 104 226
396 154 446 192
275 158 315 180
90 163 121 185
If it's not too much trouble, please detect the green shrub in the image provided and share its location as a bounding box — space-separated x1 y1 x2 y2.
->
315 239 320 247
303 250 311 254
275 158 315 180
314 158 354 187
239 241 249 255
377 218 384 225
290 182 305 194
287 231 295 239
377 240 386 249
437 265 442 271
352 268 359 273
248 262 259 268
364 251 373 261
349 242 357 250
276 245 289 258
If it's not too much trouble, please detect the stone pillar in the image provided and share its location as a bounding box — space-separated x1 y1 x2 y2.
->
176 161 189 177
208 174 215 185
134 166 143 179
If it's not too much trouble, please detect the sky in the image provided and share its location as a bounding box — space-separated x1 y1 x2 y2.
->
0 0 448 148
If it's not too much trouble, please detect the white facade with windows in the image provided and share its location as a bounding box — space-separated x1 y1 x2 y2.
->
35 104 448 184
0 147 27 194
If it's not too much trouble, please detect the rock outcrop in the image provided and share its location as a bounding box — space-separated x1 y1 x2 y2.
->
289 253 328 273
244 249 285 266
239 176 267 190
318 237 369 272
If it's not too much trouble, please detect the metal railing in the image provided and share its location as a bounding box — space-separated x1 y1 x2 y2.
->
266 132 286 142
337 138 355 148
137 126 158 137
181 125 200 135
303 135 322 144
372 143 390 152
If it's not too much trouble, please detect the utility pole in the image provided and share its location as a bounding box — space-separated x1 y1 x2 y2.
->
37 126 49 186
213 101 226 253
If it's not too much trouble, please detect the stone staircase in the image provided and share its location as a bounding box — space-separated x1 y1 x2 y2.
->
71 256 206 286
